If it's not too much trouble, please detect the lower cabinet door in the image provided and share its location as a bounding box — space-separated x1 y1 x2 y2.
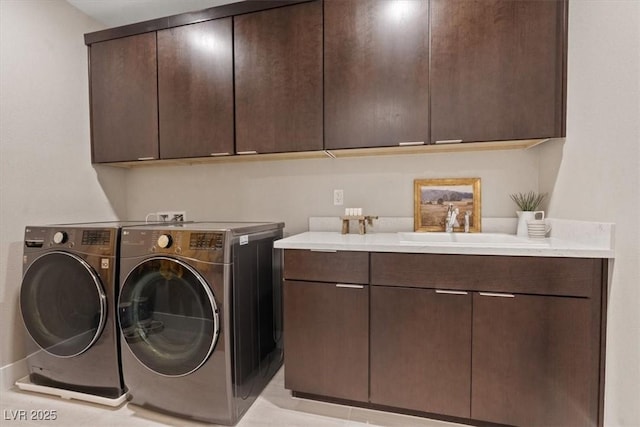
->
283 280 368 402
472 292 596 426
370 286 472 418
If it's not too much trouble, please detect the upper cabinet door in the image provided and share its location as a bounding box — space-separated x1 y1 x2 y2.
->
90 33 158 163
157 19 234 159
430 0 567 143
234 1 323 154
324 0 430 150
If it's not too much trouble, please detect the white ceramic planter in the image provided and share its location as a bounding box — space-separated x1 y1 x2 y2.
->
516 210 544 237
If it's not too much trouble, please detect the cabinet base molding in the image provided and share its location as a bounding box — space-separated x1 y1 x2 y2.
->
291 391 508 427
96 138 552 168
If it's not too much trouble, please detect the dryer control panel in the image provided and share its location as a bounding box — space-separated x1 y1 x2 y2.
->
189 232 224 250
121 229 227 264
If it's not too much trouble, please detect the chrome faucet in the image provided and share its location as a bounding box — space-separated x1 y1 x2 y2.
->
445 204 459 232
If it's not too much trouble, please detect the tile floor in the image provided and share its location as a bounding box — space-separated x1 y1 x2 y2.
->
1 369 464 427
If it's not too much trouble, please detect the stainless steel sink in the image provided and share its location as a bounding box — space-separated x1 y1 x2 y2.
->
397 232 549 246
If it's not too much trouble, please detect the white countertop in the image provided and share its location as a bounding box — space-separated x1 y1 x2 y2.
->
274 228 615 259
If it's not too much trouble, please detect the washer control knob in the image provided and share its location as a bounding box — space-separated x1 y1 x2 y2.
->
157 234 172 249
53 231 67 244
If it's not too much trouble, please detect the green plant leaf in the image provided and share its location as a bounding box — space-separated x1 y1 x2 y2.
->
509 191 546 211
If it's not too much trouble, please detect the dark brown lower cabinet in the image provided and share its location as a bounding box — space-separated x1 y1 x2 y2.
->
283 251 606 426
283 280 368 402
370 286 471 418
472 292 596 427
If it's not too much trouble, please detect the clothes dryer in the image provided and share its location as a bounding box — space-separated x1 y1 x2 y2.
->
117 222 284 425
19 221 154 398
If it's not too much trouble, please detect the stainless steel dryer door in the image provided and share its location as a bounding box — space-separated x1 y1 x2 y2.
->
119 257 220 377
20 251 107 358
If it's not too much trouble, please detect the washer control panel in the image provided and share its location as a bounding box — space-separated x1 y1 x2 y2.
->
23 227 115 256
81 230 111 246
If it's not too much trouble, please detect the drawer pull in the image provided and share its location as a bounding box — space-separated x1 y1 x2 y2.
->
210 152 230 156
479 292 515 298
237 150 258 155
336 284 364 289
435 139 463 144
309 249 337 253
398 141 425 146
137 157 155 161
435 290 468 295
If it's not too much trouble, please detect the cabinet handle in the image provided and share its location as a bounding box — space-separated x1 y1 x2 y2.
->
479 292 515 298
336 284 364 289
210 152 230 156
137 157 155 161
309 249 337 253
434 139 463 144
398 141 425 146
435 290 468 295
237 150 258 155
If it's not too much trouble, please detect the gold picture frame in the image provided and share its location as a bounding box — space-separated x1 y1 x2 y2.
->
413 178 481 232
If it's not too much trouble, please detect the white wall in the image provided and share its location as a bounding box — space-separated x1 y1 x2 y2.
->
539 2 640 425
0 0 638 425
0 0 123 368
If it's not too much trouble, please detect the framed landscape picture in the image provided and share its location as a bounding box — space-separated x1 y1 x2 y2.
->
413 178 481 232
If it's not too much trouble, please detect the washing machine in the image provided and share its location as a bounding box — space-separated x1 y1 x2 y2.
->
118 222 284 425
19 221 155 399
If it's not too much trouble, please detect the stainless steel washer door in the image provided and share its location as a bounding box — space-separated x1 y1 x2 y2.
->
20 251 107 358
119 257 220 377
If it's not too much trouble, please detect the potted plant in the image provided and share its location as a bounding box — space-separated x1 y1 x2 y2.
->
510 191 547 237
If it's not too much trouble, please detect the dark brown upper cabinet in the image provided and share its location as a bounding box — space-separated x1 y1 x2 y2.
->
430 0 567 143
234 1 323 154
324 0 430 150
157 19 234 159
86 0 569 165
90 33 158 163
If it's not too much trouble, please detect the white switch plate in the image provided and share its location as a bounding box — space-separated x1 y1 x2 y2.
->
333 189 344 206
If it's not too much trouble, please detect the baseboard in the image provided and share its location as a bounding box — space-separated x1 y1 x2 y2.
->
1 358 27 391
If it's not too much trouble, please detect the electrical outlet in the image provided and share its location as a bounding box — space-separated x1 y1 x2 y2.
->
333 189 344 206
170 212 186 222
157 211 186 222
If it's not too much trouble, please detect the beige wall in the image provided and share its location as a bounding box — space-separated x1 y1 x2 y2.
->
0 0 122 367
0 0 638 425
540 2 640 425
125 149 542 235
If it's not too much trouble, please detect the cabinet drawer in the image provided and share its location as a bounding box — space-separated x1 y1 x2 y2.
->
284 249 369 284
371 253 601 298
